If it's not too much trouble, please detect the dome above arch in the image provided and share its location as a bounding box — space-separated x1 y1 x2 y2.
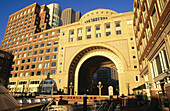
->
80 8 118 23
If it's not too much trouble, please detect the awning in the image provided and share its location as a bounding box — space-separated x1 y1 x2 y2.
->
132 84 146 91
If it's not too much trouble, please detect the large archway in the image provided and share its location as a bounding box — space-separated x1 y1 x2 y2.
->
68 46 125 95
78 56 118 95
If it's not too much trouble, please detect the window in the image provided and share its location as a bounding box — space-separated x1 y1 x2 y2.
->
87 35 91 39
133 56 136 58
70 38 74 42
37 71 41 76
39 34 43 38
87 28 91 32
26 65 29 69
53 47 58 52
59 79 61 84
24 72 29 77
39 50 44 54
43 70 48 75
20 66 24 70
116 30 121 35
115 22 120 27
38 64 42 68
34 51 38 55
106 32 111 36
134 65 137 68
14 73 17 77
46 49 50 53
44 63 49 68
24 47 27 51
31 65 35 69
96 33 101 38
78 29 82 34
78 36 82 40
96 26 100 30
51 62 56 67
45 56 50 60
40 43 44 47
47 42 51 46
21 60 25 63
29 46 33 50
30 72 34 76
106 24 110 28
54 41 58 45
51 70 56 75
33 58 36 62
52 55 57 59
34 36 37 39
135 76 139 81
51 31 55 35
23 53 26 57
45 33 49 36
70 31 74 35
35 45 38 48
39 57 43 61
27 59 30 63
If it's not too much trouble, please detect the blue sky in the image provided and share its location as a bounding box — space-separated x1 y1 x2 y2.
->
0 0 133 43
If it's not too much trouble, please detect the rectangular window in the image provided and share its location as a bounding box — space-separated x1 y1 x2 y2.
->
54 41 58 45
135 76 139 81
45 56 50 60
40 43 44 47
70 38 74 42
116 30 121 35
33 57 36 62
53 47 58 52
39 50 44 54
106 24 110 28
37 71 41 76
52 55 57 59
43 70 48 75
106 32 111 36
39 57 43 61
115 22 120 27
156 55 162 74
51 70 56 75
44 63 49 68
38 64 42 68
47 42 51 46
96 26 100 30
78 36 82 40
29 46 33 50
96 33 101 38
34 51 38 55
87 27 91 32
30 72 34 76
51 62 56 67
35 45 38 48
46 49 50 53
31 65 35 69
87 35 91 39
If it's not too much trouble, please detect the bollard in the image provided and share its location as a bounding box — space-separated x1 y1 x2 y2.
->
83 94 87 111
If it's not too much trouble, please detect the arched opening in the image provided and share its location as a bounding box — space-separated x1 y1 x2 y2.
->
67 46 125 95
78 56 119 95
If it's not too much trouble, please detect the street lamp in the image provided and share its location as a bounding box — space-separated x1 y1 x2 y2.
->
97 81 103 96
126 83 130 95
69 82 73 95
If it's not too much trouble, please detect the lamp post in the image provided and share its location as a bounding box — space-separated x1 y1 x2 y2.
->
51 84 54 96
97 81 103 96
69 82 73 95
126 83 130 95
